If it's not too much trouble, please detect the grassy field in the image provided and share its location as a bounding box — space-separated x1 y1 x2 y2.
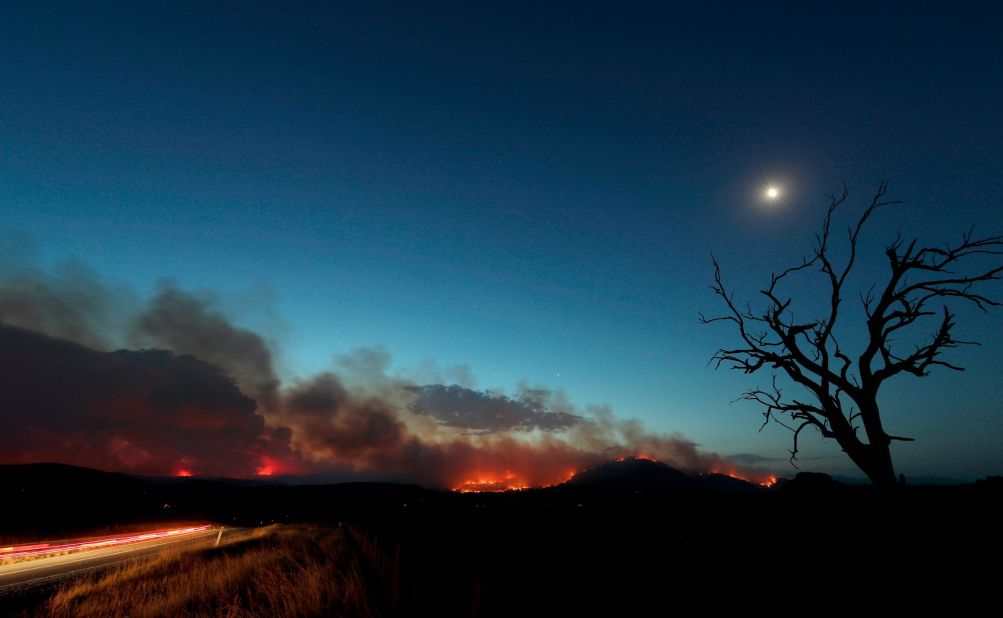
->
41 525 377 618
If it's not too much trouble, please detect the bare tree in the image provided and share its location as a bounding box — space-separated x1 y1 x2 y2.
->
702 183 1003 488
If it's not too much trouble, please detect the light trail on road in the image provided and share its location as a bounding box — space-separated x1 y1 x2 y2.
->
0 525 212 560
0 524 247 595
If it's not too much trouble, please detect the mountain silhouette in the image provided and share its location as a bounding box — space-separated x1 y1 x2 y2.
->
696 472 768 495
565 457 767 494
565 457 696 491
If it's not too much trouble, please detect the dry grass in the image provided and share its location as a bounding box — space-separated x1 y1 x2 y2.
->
43 525 377 618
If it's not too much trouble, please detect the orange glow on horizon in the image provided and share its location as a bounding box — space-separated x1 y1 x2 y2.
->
454 470 530 493
616 453 657 463
454 478 530 493
451 456 775 493
175 469 192 477
253 455 286 477
453 455 663 492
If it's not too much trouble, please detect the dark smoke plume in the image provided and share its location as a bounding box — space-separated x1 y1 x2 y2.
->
0 323 290 477
0 257 773 487
131 286 281 411
408 384 583 433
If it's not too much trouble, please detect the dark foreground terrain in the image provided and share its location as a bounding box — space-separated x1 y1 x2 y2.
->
2 461 1001 616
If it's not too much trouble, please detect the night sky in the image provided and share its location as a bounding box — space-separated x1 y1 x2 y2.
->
2 2 1002 480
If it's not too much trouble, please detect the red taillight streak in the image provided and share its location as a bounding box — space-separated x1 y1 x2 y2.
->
0 525 211 560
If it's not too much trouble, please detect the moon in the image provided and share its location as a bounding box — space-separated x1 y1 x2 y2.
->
765 186 780 200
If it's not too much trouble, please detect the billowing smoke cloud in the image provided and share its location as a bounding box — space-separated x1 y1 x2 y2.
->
0 256 773 488
0 256 133 351
726 453 781 465
408 384 583 433
131 286 281 411
282 372 408 467
0 323 291 477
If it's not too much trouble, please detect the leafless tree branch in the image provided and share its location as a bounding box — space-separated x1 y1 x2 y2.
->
703 183 1002 488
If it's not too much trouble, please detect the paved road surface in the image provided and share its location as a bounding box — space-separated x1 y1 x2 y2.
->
0 525 248 594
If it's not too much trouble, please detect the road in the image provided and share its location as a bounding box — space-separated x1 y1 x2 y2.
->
0 525 248 594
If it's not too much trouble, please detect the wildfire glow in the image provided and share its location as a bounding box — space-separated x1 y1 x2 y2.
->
454 456 663 493
454 470 531 493
455 479 530 493
615 453 656 463
175 469 193 477
709 468 777 487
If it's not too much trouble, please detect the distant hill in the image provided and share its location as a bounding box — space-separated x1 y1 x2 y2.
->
0 462 147 490
696 472 769 495
0 463 169 541
0 462 444 541
565 457 694 491
563 457 765 495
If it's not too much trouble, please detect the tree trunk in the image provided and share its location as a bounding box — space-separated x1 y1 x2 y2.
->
851 397 899 490
851 442 897 490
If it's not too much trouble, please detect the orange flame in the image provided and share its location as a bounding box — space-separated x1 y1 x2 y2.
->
450 454 776 493
454 470 531 493
454 456 656 492
615 453 657 463
256 458 277 476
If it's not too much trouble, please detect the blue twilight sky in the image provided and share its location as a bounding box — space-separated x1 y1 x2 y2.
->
1 2 1002 479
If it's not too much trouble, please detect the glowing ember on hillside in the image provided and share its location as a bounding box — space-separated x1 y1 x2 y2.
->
455 479 530 493
454 470 530 493
709 468 777 487
450 454 780 493
615 453 657 463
